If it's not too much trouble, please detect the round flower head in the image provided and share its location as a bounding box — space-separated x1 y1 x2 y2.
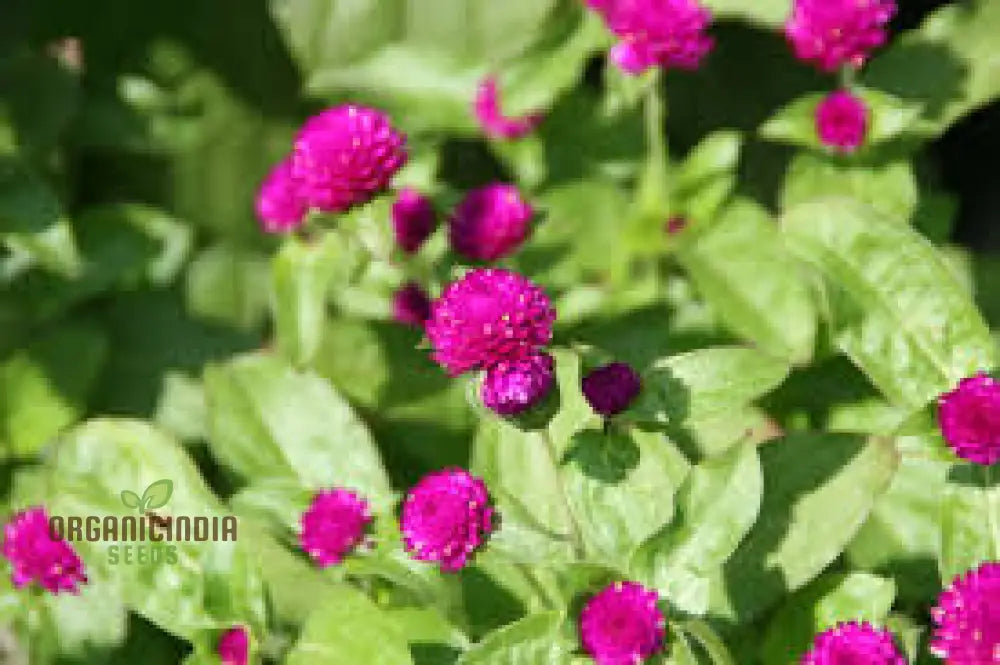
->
785 0 897 72
425 268 555 376
938 373 1000 465
2 507 87 594
580 581 665 665
582 362 642 417
291 104 407 213
587 0 714 75
474 77 544 140
299 488 371 567
800 622 905 665
217 626 249 665
816 90 868 153
482 353 555 416
401 468 494 572
931 562 1000 663
665 215 687 235
392 187 436 253
449 183 534 262
393 282 432 329
256 158 307 233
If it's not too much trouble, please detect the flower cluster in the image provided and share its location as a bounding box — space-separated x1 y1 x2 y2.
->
299 488 372 567
580 582 666 665
217 626 250 665
815 90 868 153
800 622 905 665
582 361 642 416
392 187 437 253
450 183 534 262
785 0 897 72
931 562 1000 663
939 373 1000 465
2 507 87 594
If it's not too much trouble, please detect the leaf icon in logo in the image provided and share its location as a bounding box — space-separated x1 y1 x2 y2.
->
121 490 142 510
141 479 173 511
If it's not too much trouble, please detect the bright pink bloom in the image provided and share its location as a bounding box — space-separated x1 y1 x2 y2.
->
393 282 432 329
800 622 905 665
586 0 714 75
392 188 436 253
938 373 1000 465
473 77 544 140
299 488 371 567
580 581 665 665
425 268 555 376
665 216 687 235
217 626 249 665
816 90 868 152
401 468 494 572
2 507 86 594
449 183 534 262
785 0 897 72
291 105 407 213
255 159 307 233
482 353 555 416
931 562 1000 663
582 362 642 417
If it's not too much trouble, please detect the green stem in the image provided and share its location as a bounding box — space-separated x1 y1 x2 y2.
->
637 72 670 219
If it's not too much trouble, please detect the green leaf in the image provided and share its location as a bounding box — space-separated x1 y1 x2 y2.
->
185 243 270 331
677 199 817 363
141 478 174 510
680 619 736 665
457 612 573 665
120 490 142 510
782 197 995 409
286 586 414 665
711 433 898 623
760 572 896 665
631 443 762 615
203 352 394 508
939 463 1000 582
701 0 788 26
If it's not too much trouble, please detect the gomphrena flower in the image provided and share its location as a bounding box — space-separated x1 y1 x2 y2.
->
425 268 555 376
785 0 897 72
449 183 534 262
393 282 432 329
2 506 87 594
800 622 905 665
255 158 307 233
665 215 687 235
291 104 407 213
580 581 666 665
482 353 555 416
217 626 249 665
815 90 868 152
299 488 372 567
938 373 1000 465
473 76 544 140
586 0 714 75
931 562 1000 663
392 187 437 253
400 468 494 571
582 362 642 417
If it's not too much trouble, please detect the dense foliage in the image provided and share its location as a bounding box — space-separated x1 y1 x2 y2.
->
3 0 1000 663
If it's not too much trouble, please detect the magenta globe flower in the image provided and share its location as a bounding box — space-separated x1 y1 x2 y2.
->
473 76 544 140
217 626 249 665
582 362 642 417
299 488 372 567
938 373 1000 465
449 183 534 262
482 353 555 416
665 215 687 235
816 90 868 153
255 159 307 233
393 282 432 329
400 468 494 572
291 104 407 214
580 581 665 665
2 507 87 594
931 562 1000 664
425 268 555 376
785 0 897 72
586 0 714 75
800 622 905 665
392 187 436 253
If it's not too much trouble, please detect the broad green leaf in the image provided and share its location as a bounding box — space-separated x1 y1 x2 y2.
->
632 443 762 614
185 244 270 331
680 619 736 665
711 433 898 622
782 197 995 408
203 352 393 508
457 612 572 665
760 572 896 665
939 463 1000 582
286 586 414 665
43 581 127 655
678 199 817 363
